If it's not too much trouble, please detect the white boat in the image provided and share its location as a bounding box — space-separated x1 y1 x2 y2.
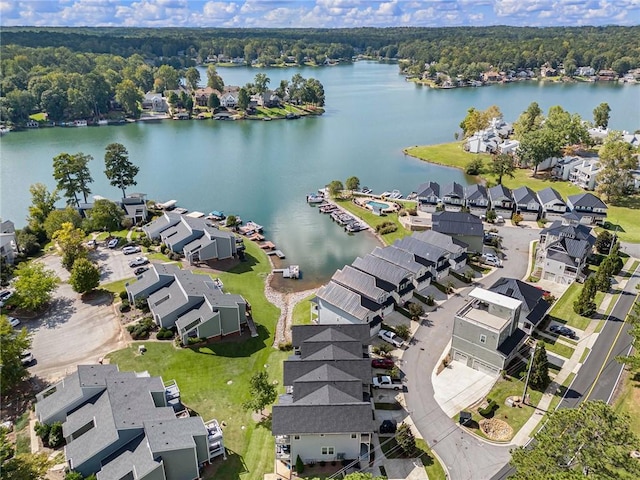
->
306 194 324 204
72 119 88 127
0 127 10 136
380 191 392 198
97 119 108 126
245 221 263 232
388 190 402 199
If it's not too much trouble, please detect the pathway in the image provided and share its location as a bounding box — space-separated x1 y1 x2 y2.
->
265 274 317 346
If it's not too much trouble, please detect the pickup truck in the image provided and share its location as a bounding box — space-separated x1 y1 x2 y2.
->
378 329 404 348
372 375 403 390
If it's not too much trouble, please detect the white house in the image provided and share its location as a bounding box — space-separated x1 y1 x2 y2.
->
569 158 601 190
537 187 567 221
0 220 18 264
552 156 584 181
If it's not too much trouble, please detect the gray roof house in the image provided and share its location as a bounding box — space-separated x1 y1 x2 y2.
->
512 186 541 221
35 365 225 480
352 254 415 303
416 181 440 213
536 187 567 221
440 182 465 212
488 185 514 216
566 193 607 225
450 288 527 375
126 265 248 345
313 281 384 333
332 266 395 314
431 211 484 253
0 220 18 264
392 236 451 281
464 184 489 217
121 193 148 224
489 277 551 333
143 212 237 264
273 325 374 470
370 245 432 291
411 230 468 272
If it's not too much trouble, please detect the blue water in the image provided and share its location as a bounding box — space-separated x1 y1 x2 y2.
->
366 201 392 209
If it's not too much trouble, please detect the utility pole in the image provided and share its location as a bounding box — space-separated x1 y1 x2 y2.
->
522 340 537 403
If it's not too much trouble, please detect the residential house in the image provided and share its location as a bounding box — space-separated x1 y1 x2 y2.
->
431 211 484 253
35 364 225 479
488 117 513 138
219 87 240 108
552 156 584 180
352 254 415 304
597 69 617 81
194 87 217 107
440 182 465 212
411 230 468 272
498 139 519 155
464 184 489 217
416 181 440 212
143 211 237 263
141 92 168 112
464 129 499 154
575 66 595 76
569 158 601 190
450 287 527 375
120 193 148 224
272 324 374 470
622 133 640 148
0 220 18 264
370 246 432 291
536 217 595 284
537 187 567 221
126 264 249 345
392 235 452 281
488 185 514 218
482 71 502 83
512 186 541 221
488 278 551 334
587 127 609 143
566 193 608 225
252 90 281 107
331 265 396 319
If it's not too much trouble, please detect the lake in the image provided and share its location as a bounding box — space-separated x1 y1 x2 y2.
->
1 62 638 288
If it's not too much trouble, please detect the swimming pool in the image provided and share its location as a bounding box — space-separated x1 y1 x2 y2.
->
366 200 393 210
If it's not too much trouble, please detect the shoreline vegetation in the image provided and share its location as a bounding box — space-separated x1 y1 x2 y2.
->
403 141 640 243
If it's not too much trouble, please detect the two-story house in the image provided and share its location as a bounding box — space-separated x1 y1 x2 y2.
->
536 187 567 221
488 184 514 218
552 156 584 181
512 186 541 221
440 182 465 212
569 158 601 190
488 277 551 334
0 220 18 265
120 193 148 225
450 288 527 375
352 254 415 304
35 365 225 480
370 245 432 291
464 184 489 217
431 211 484 253
566 193 608 225
393 235 451 282
416 181 440 213
412 230 468 272
272 325 374 472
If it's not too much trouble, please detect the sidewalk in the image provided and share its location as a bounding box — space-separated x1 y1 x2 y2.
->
511 256 638 445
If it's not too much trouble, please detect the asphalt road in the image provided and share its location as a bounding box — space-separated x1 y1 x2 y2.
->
490 263 640 480
403 225 538 480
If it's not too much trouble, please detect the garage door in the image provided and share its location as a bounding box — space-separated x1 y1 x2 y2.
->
453 351 468 364
543 271 555 282
472 359 499 375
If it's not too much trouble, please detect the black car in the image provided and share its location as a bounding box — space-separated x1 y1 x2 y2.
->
134 266 149 275
379 420 397 434
550 324 576 338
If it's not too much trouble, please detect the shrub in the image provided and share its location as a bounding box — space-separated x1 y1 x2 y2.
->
295 455 304 473
160 244 168 254
119 300 131 313
187 336 204 345
465 158 484 175
127 317 155 339
512 213 523 225
35 421 51 441
372 343 392 356
395 324 410 340
134 297 149 312
119 290 128 300
375 221 398 234
479 399 497 417
140 235 152 248
426 295 435 306
407 302 424 320
278 342 293 351
156 328 174 340
48 422 64 448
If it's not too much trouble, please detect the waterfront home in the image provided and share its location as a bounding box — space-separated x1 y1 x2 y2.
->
331 266 396 319
575 66 595 76
371 245 432 291
194 86 217 106
0 220 18 264
464 184 489 217
431 211 484 253
143 211 237 264
415 181 440 212
464 130 499 154
512 186 541 221
273 324 373 471
489 277 551 334
488 184 514 218
141 92 168 112
537 187 567 221
35 365 224 479
498 139 519 155
440 182 465 211
536 217 595 284
252 90 281 107
569 158 601 190
392 236 451 282
411 230 468 272
450 287 527 375
566 193 608 225
313 281 384 333
121 193 148 224
126 264 248 344
552 156 584 181
488 117 513 138
352 254 415 304
219 87 240 108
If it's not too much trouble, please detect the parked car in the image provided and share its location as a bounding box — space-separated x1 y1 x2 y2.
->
378 329 404 348
8 317 20 328
550 324 576 339
379 420 397 434
481 253 502 268
107 238 119 249
0 290 13 307
122 245 141 255
372 358 395 369
20 351 34 366
86 239 97 248
129 256 149 268
134 266 149 275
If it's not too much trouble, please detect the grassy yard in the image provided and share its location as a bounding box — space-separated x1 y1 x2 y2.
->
335 198 410 245
405 142 640 243
530 336 575 359
108 241 285 480
547 282 600 331
379 437 446 480
292 294 315 326
614 372 640 438
101 277 136 296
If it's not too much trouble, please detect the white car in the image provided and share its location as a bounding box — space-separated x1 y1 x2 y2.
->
107 238 119 249
9 317 20 328
122 246 141 255
378 329 404 348
20 351 34 365
482 253 502 267
0 290 13 307
129 256 149 268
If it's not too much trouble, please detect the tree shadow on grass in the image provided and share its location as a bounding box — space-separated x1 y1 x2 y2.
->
256 413 272 431
201 449 248 480
192 324 270 358
228 252 260 275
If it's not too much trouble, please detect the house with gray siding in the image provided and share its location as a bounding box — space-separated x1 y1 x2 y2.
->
411 230 468 272
331 266 395 317
0 220 18 264
536 187 567 221
512 186 541 221
121 193 148 224
126 265 247 345
392 236 451 281
488 185 514 218
35 365 224 480
273 325 373 472
313 281 384 333
431 211 484 253
416 181 440 212
352 254 415 304
450 288 527 375
370 245 432 291
489 277 551 333
464 184 489 217
440 182 465 212
566 193 608 225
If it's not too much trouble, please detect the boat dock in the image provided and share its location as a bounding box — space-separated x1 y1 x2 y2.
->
260 241 276 250
267 250 286 259
273 265 299 279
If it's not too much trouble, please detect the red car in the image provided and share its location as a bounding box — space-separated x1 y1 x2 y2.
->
372 358 395 369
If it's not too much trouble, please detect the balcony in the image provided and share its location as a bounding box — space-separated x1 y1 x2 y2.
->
276 444 291 460
205 419 225 459
275 435 290 445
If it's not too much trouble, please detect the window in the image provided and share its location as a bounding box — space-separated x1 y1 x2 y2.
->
321 447 335 455
293 435 300 440
479 334 487 344
351 433 357 439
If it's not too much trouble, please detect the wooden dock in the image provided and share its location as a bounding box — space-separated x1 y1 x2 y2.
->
273 265 299 279
248 233 265 241
259 241 276 250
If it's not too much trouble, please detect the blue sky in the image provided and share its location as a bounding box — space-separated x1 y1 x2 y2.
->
1 0 639 28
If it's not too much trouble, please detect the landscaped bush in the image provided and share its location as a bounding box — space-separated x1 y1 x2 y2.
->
478 399 498 417
134 297 149 312
119 290 128 301
375 221 398 235
127 317 155 340
395 324 410 340
187 336 205 345
296 455 304 473
278 342 293 351
119 300 131 312
48 422 64 448
140 235 152 248
160 244 168 254
372 343 393 356
156 328 174 340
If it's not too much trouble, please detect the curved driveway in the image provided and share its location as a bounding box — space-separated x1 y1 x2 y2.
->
403 225 539 480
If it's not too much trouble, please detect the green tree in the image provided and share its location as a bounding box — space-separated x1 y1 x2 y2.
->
512 213 523 225
70 258 100 294
207 93 220 110
0 316 32 395
465 157 484 175
0 429 51 480
115 79 143 118
17 229 41 256
154 65 179 91
13 262 59 311
616 299 640 371
518 128 562 174
459 107 487 138
594 255 616 292
573 276 597 317
595 230 614 254
395 324 410 340
53 221 87 270
254 73 270 94
343 474 385 480
528 342 550 390
596 131 637 204
407 302 424 320
510 401 640 479
513 101 543 139
184 67 200 91
237 87 250 110
87 199 124 234
490 153 516 184
395 423 416 456
593 102 611 129
327 180 344 197
242 371 277 416
206 65 224 91
43 207 82 240
52 152 94 207
345 176 360 191
104 143 139 198
27 183 60 228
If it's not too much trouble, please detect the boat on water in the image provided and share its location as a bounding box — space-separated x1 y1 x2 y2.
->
388 189 402 199
0 126 10 135
380 191 392 198
361 186 372 194
406 192 418 200
319 204 337 213
306 193 325 204
97 119 109 126
245 221 263 232
71 119 88 127
209 210 226 220
346 222 368 232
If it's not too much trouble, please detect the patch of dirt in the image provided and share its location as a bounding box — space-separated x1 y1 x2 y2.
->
479 418 513 441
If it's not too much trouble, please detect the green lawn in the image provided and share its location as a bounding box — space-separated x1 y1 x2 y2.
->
101 277 136 295
405 142 640 243
547 282 599 331
147 252 182 266
335 198 410 245
614 372 640 438
379 437 446 480
108 241 285 480
292 295 315 326
535 337 575 359
528 240 538 278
